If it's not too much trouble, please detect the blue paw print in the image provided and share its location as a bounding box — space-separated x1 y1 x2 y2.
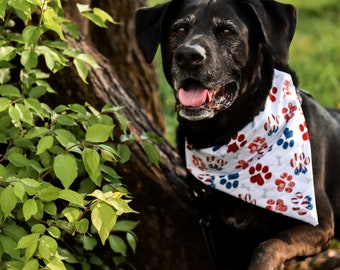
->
304 195 313 210
218 173 239 189
277 128 294 149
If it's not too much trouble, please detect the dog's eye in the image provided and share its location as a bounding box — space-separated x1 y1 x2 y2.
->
215 27 233 39
174 26 188 37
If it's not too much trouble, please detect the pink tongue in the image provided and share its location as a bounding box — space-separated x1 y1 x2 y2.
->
178 88 211 107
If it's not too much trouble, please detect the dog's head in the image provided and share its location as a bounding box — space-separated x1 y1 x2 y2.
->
135 0 296 121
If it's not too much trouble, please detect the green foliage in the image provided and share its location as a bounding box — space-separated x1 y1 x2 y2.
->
0 0 161 269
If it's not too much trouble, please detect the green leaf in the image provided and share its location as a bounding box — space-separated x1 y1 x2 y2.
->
7 152 30 167
29 85 47 98
107 197 137 215
25 127 49 139
58 189 84 206
54 154 78 189
21 178 41 188
54 129 78 149
0 185 17 218
140 141 161 168
23 199 38 221
76 53 100 69
63 21 80 39
23 259 39 270
0 85 21 97
24 97 45 119
2 224 27 243
0 164 6 178
82 12 106 28
21 50 38 70
14 182 25 202
47 226 61 239
117 144 131 164
0 235 20 260
108 235 126 256
37 185 60 202
0 46 16 61
61 207 81 223
76 3 92 13
0 0 7 20
38 235 58 260
17 233 39 261
126 232 138 253
16 103 34 125
113 220 139 232
82 147 101 185
55 114 76 126
93 8 115 24
22 26 44 48
86 124 113 143
46 256 67 270
91 201 117 245
44 201 57 216
42 7 65 40
31 224 46 234
36 135 54 155
8 104 21 125
73 58 88 84
140 132 164 143
82 235 97 251
0 68 11 84
0 98 11 112
114 111 129 134
75 218 89 234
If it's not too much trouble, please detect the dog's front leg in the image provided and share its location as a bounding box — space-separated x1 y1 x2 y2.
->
248 189 334 270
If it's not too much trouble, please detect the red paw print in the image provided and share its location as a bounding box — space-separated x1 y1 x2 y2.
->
283 79 293 97
249 163 272 186
227 133 247 153
275 172 295 193
248 136 268 155
282 102 297 122
269 86 278 102
290 152 310 175
238 193 256 205
299 121 309 141
264 114 280 135
235 159 250 170
192 155 207 171
266 199 287 212
206 156 226 170
291 192 313 216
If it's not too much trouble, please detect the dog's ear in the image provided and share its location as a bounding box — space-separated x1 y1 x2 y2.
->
245 0 297 65
135 3 171 63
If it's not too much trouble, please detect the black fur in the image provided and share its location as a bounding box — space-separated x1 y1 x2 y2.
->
135 0 340 269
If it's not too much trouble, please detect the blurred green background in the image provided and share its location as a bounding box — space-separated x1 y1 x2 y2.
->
147 0 340 143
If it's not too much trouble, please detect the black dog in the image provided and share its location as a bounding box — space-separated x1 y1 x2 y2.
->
135 0 340 269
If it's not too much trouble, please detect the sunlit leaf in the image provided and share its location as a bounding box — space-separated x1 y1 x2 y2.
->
91 201 117 245
54 154 78 189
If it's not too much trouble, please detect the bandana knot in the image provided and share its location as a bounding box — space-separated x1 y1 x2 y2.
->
185 69 318 226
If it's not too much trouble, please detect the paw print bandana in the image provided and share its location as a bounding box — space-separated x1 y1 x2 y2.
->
186 69 318 226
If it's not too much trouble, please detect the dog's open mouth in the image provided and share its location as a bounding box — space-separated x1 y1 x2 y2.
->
175 79 238 120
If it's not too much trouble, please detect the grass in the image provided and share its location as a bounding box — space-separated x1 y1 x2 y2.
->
146 0 340 143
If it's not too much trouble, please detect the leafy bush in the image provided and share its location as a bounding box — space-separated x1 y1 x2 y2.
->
0 1 159 269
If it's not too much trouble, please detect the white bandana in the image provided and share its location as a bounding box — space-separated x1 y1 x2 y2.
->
186 69 318 226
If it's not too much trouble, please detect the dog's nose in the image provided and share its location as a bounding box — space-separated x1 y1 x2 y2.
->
175 44 206 67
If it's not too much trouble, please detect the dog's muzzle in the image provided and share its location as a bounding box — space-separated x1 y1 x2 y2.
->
173 44 239 121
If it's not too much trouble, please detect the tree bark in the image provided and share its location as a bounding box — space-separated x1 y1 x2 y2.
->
48 5 212 268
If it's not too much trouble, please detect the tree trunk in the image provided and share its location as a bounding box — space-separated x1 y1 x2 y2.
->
48 27 212 270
